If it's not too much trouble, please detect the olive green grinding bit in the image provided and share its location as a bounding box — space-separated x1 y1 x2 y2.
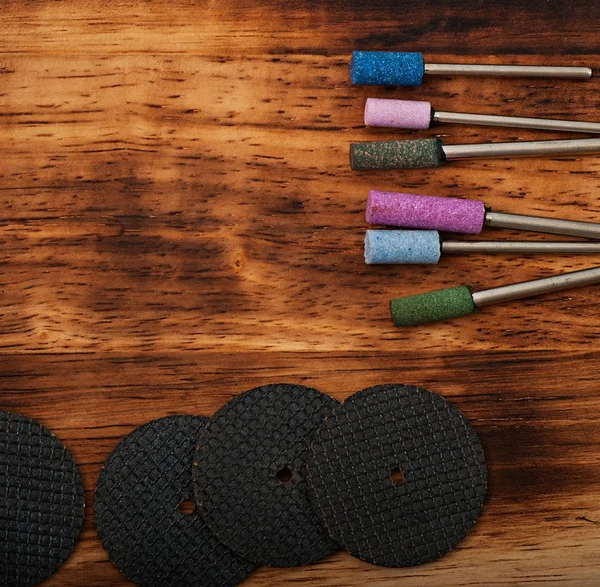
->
390 286 475 326
351 137 600 170
350 138 445 170
390 266 600 326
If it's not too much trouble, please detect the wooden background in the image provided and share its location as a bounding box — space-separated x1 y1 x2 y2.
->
2 1 600 585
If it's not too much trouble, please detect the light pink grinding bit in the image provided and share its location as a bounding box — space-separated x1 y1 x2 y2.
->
365 190 600 238
364 98 432 130
366 191 486 234
364 98 600 133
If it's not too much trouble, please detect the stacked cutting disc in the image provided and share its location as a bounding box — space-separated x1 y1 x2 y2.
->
94 383 487 586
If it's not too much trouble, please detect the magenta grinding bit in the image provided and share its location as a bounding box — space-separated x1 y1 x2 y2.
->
366 191 486 234
364 98 433 130
365 191 600 239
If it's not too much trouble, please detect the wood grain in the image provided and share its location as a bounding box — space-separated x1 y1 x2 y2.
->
2 1 600 585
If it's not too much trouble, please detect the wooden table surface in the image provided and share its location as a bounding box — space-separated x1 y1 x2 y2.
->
2 1 600 585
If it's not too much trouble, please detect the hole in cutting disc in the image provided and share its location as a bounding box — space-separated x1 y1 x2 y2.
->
178 500 195 515
389 467 405 485
276 466 293 483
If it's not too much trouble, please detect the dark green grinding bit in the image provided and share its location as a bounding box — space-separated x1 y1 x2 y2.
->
350 138 445 170
390 285 475 326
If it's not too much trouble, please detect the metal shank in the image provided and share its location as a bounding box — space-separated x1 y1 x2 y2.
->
433 111 600 134
442 241 600 253
442 138 600 160
471 266 600 307
424 63 592 79
484 211 600 239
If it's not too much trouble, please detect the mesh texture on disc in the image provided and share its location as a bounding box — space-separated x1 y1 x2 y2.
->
193 383 340 567
0 411 85 587
306 384 487 567
94 415 255 587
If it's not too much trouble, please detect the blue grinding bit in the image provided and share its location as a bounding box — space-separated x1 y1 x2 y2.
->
350 51 424 86
364 230 441 264
350 52 592 86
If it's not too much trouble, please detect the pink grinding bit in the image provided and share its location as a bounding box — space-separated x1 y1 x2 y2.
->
364 98 432 130
364 98 600 134
366 191 485 234
365 191 600 238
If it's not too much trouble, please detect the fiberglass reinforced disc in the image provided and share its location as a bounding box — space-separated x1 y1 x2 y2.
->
0 411 85 587
94 415 255 587
306 384 487 567
193 383 340 567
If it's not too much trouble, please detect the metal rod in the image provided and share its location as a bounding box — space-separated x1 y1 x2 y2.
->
442 138 600 160
484 211 600 239
442 241 600 254
433 110 600 134
471 266 600 307
424 63 592 79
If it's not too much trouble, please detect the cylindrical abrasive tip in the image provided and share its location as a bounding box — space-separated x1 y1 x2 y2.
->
350 51 425 86
366 191 486 234
364 230 441 264
390 285 475 326
364 98 432 130
350 138 445 170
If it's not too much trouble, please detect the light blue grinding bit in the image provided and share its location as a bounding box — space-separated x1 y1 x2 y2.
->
350 51 424 86
364 230 441 264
